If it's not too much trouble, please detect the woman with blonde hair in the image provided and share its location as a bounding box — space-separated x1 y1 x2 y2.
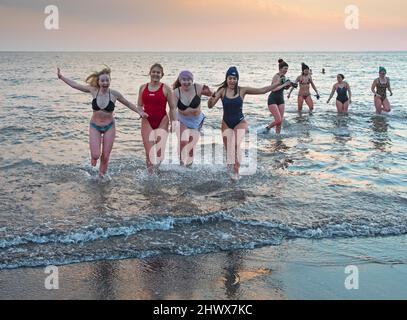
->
57 66 148 178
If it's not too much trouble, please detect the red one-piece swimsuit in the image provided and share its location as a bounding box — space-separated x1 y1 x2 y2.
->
142 83 168 129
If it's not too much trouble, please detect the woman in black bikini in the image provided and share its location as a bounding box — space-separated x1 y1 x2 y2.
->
288 63 320 113
371 67 393 114
327 74 352 114
173 70 213 167
57 67 147 178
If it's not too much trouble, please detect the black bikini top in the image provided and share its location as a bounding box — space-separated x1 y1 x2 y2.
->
92 89 115 113
177 84 201 111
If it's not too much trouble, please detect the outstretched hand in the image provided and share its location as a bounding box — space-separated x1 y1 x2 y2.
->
138 110 149 119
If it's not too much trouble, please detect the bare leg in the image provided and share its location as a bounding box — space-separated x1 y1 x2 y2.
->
343 100 350 113
99 125 116 176
382 98 391 113
89 125 102 167
305 96 314 112
374 97 383 114
232 120 248 178
266 104 282 132
178 123 200 166
141 116 169 174
276 104 285 134
336 100 344 113
297 96 304 113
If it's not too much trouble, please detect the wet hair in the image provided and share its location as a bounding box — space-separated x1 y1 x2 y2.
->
338 74 345 80
85 66 111 88
149 63 164 77
173 79 182 89
302 63 310 74
278 59 289 70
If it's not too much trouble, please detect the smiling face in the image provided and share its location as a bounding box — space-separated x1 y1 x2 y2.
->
227 76 238 89
180 77 193 89
337 74 343 82
379 70 386 78
280 66 288 75
98 74 111 88
150 67 163 82
303 69 310 76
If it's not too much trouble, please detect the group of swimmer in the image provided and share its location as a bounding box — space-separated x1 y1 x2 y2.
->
57 59 394 181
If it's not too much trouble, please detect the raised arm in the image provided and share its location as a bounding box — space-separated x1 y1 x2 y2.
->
288 76 300 98
208 88 224 109
113 89 148 118
271 74 291 93
57 68 92 93
199 84 213 97
241 82 283 97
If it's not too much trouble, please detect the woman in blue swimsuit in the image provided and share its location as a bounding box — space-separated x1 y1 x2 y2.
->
57 67 148 178
208 66 282 180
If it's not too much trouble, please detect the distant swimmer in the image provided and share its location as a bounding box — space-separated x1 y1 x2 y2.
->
173 70 213 167
327 74 352 114
265 59 295 134
287 62 321 113
137 63 177 174
372 67 393 114
57 67 147 178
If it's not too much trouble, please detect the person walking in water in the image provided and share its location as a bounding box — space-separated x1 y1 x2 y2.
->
137 63 177 174
265 59 295 134
208 66 283 180
57 66 148 178
173 70 213 167
371 67 393 114
327 74 352 114
287 62 320 113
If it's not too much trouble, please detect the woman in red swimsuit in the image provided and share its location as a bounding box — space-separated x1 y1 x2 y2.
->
137 63 177 174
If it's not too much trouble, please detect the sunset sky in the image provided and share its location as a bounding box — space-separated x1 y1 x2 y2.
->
0 0 406 51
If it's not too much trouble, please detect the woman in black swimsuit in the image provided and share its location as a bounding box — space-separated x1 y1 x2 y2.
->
208 66 280 180
327 74 352 114
173 70 213 167
57 67 147 178
288 63 320 113
371 67 393 114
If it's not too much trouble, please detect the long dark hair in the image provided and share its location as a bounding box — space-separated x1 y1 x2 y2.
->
173 78 182 90
278 59 289 70
216 77 239 96
301 62 310 75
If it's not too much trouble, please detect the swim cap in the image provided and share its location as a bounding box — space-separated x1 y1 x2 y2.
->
179 70 194 80
226 66 239 80
379 66 387 73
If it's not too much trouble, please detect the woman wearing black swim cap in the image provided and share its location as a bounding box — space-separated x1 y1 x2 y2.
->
208 66 281 180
